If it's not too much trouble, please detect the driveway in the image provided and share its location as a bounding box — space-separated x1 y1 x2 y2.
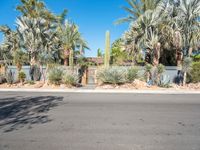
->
0 92 200 150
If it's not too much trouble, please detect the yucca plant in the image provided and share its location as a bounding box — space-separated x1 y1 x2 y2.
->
48 67 64 85
62 72 79 86
126 67 139 83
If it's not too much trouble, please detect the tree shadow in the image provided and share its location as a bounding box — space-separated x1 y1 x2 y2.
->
0 96 63 132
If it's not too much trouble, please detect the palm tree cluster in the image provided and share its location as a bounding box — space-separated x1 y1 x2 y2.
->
0 0 88 70
120 0 200 67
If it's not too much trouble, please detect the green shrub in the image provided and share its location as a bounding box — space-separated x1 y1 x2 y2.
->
157 64 165 74
48 67 64 85
126 67 139 83
97 67 127 85
145 64 153 73
18 71 26 81
62 72 79 86
189 62 200 83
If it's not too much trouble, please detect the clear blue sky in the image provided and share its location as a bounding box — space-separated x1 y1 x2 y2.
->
0 0 129 57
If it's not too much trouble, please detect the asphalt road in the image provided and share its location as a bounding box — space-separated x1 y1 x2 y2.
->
0 92 200 150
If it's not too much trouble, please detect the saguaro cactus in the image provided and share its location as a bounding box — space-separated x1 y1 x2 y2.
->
69 49 74 67
104 30 110 67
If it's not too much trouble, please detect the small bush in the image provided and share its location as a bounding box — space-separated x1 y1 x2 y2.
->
97 67 127 85
189 62 200 83
157 64 165 74
126 67 139 83
18 71 26 82
48 67 64 85
62 72 79 86
145 64 153 73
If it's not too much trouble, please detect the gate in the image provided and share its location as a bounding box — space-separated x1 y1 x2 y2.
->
86 67 97 84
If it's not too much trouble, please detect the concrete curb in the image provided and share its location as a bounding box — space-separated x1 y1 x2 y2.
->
0 88 200 94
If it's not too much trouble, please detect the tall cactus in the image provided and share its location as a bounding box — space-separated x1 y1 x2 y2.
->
104 30 111 67
69 49 74 67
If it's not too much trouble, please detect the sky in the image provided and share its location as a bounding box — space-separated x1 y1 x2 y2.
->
0 0 129 57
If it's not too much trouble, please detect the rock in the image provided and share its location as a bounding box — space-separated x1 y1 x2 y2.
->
60 84 66 89
34 82 44 88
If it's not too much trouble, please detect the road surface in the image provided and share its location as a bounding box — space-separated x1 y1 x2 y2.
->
0 92 200 150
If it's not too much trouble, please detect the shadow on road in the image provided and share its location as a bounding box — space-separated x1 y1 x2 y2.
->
0 96 63 132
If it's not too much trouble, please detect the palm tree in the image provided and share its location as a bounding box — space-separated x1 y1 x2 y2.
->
0 26 20 53
178 0 200 56
123 8 165 66
0 26 23 69
16 16 59 65
12 49 28 71
116 0 163 24
16 0 67 23
58 21 89 66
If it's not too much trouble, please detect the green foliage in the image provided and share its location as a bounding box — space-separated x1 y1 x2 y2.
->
48 67 64 85
58 21 89 66
18 71 26 81
189 62 200 83
111 38 128 65
13 49 28 69
126 67 139 83
62 72 79 86
104 31 110 67
16 16 60 63
97 67 127 85
97 48 103 57
116 0 162 24
16 0 66 23
157 64 165 74
121 0 200 66
192 54 200 62
145 64 153 73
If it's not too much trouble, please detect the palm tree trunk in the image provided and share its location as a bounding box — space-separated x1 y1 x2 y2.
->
64 58 69 66
176 50 183 70
153 42 161 66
